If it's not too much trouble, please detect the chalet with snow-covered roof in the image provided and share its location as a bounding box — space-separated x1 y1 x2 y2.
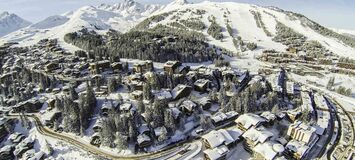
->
211 111 238 126
194 79 210 92
179 100 197 115
12 99 43 113
242 127 274 152
235 113 266 131
171 84 192 100
202 129 238 149
260 111 277 125
254 141 286 160
197 97 212 110
164 61 181 75
203 145 229 160
93 118 103 133
90 133 101 147
130 90 143 100
154 89 172 101
284 140 310 160
89 60 111 75
133 61 154 73
101 100 119 116
111 62 123 73
119 103 133 114
137 133 152 148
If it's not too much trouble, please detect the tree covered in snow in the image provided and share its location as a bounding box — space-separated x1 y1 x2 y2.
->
207 16 223 40
107 77 117 94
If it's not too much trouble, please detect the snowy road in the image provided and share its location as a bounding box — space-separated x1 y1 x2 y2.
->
5 114 187 160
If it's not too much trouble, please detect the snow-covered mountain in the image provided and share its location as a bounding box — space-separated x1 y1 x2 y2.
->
0 11 31 37
1 0 354 58
0 0 163 48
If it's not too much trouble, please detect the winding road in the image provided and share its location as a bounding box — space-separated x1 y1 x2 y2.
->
6 114 186 160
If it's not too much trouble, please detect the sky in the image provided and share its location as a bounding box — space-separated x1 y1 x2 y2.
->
0 0 354 30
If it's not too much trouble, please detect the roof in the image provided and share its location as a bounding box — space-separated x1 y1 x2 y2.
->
171 84 191 99
137 133 151 144
202 129 237 148
260 111 277 121
120 103 132 111
235 113 266 129
154 126 167 137
180 100 196 111
194 79 209 88
254 141 284 160
164 61 180 67
154 90 172 100
243 127 274 144
203 145 229 160
286 140 309 158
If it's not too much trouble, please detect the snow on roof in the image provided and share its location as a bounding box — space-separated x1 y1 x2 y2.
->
154 89 172 100
202 129 237 148
260 111 277 121
154 126 167 137
212 111 238 123
243 127 274 144
180 100 196 111
286 140 309 158
120 103 132 111
211 112 228 123
202 130 226 148
164 61 180 67
137 133 151 144
101 101 118 110
315 109 329 135
301 91 313 112
170 107 181 119
171 84 191 99
313 94 329 110
254 141 284 160
194 79 209 88
235 113 266 129
203 145 229 160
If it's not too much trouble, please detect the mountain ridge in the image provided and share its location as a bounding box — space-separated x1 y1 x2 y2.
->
0 0 354 58
0 11 31 37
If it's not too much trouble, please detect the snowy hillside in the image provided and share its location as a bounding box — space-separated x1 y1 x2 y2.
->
0 11 31 37
148 1 355 58
332 28 355 39
1 0 355 58
0 0 163 50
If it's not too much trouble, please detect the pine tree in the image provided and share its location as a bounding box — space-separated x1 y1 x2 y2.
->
101 116 116 147
69 84 78 100
128 120 137 143
143 82 153 100
115 132 128 150
107 77 117 94
164 109 176 132
137 99 145 114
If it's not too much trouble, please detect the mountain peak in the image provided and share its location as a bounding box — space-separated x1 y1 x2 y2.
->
0 11 10 18
0 11 31 37
172 0 188 5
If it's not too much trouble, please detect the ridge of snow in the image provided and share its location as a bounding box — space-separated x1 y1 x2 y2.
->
0 11 31 37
